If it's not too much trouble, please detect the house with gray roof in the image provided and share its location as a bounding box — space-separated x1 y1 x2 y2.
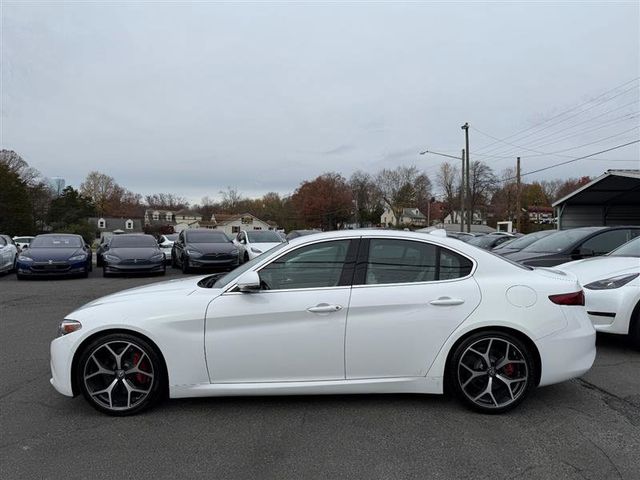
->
88 217 144 240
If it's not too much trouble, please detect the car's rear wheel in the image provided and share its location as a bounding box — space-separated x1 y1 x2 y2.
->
244 252 249 264
171 254 177 269
449 331 536 414
76 333 165 416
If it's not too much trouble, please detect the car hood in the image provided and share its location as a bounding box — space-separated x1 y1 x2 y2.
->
556 256 640 284
22 247 84 261
186 243 237 254
108 247 162 259
76 275 219 310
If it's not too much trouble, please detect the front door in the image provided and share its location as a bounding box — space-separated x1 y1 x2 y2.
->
205 238 357 383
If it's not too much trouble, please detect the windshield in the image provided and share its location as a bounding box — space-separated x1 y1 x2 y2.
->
494 230 555 250
468 235 508 248
0 237 6 246
608 237 640 257
247 231 282 243
164 234 178 241
110 235 158 248
187 232 229 243
31 236 83 248
208 242 289 288
521 228 600 253
14 237 33 243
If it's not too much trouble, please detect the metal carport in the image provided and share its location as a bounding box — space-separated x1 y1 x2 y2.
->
553 169 640 229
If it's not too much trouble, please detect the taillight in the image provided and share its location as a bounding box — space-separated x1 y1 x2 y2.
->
548 290 585 306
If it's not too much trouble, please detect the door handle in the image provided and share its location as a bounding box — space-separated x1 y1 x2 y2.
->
429 297 465 306
307 303 343 314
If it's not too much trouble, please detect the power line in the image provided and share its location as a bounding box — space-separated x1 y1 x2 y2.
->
499 140 640 183
475 78 640 155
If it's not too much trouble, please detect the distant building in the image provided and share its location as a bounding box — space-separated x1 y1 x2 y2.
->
443 210 486 226
527 206 554 224
173 209 203 232
144 209 175 226
201 213 278 236
380 208 427 228
88 217 143 240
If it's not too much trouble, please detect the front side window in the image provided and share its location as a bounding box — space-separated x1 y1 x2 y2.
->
364 239 473 285
581 229 640 256
259 240 351 290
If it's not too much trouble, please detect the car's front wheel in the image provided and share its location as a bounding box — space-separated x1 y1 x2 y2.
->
181 255 191 274
448 331 537 414
629 303 640 351
76 333 165 416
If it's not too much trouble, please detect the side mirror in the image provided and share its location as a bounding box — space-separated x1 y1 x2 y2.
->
236 270 261 292
22 244 28 250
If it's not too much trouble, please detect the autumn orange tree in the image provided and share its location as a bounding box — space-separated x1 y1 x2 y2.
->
291 173 353 230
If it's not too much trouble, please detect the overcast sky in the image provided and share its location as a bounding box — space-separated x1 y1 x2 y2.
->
2 1 639 204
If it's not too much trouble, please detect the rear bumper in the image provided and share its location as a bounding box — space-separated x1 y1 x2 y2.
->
537 306 596 387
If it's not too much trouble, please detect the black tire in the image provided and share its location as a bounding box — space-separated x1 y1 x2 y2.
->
171 254 177 269
97 255 103 267
447 330 537 414
244 252 250 264
102 267 111 278
76 333 165 416
16 272 26 281
181 255 191 274
629 302 640 351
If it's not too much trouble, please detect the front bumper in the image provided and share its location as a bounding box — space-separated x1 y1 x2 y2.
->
18 260 87 276
104 262 165 274
188 257 239 270
537 306 596 387
50 334 76 397
583 286 637 335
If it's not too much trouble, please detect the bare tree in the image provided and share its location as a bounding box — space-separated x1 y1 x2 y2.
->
219 187 243 211
80 171 117 215
349 170 383 227
376 166 432 226
468 161 497 222
436 162 460 223
144 193 189 210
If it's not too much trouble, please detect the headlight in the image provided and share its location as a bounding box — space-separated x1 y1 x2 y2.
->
69 254 87 262
18 255 33 262
103 254 121 263
150 253 164 261
584 273 639 290
58 319 82 336
186 249 203 258
251 247 263 254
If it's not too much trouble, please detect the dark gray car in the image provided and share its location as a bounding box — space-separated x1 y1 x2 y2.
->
172 229 240 273
102 234 165 277
503 226 640 267
492 229 556 255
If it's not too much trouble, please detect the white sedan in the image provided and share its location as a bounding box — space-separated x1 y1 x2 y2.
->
557 236 640 349
0 235 18 273
50 230 595 416
233 230 284 263
158 234 178 263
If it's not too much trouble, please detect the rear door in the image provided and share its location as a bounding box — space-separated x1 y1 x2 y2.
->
345 237 481 379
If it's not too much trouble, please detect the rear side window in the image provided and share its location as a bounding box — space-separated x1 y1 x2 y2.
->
363 239 473 285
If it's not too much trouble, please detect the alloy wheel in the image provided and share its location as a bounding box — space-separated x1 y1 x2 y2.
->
82 340 155 412
457 336 529 410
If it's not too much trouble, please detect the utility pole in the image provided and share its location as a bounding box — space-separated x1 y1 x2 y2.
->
460 149 465 232
516 156 522 233
461 123 470 232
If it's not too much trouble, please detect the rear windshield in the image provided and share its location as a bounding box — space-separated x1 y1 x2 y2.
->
31 236 83 248
13 237 33 243
609 237 640 257
164 234 178 241
468 235 508 248
0 237 6 246
110 235 158 248
247 231 282 243
187 231 229 243
521 229 599 253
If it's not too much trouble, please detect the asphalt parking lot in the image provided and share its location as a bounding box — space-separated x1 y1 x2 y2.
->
1 269 639 480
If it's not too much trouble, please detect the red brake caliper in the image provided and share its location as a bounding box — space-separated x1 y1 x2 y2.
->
132 352 146 384
503 363 515 377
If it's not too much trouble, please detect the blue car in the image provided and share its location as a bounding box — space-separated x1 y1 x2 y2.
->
16 234 93 280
